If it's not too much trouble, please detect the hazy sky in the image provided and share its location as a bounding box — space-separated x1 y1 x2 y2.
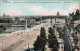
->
0 0 80 16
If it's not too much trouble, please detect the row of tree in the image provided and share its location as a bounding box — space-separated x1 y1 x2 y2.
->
0 19 13 23
33 27 46 51
33 27 59 51
69 9 80 21
0 25 6 33
48 27 59 51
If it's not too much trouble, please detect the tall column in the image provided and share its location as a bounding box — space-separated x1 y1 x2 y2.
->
2 37 3 47
19 25 20 30
40 18 42 24
54 18 56 30
55 18 56 24
25 18 27 30
50 18 53 27
12 25 13 31
11 18 13 31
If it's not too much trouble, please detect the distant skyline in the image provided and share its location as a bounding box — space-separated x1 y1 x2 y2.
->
0 0 80 16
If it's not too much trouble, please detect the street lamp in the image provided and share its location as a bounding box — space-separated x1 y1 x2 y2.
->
11 18 13 31
19 24 20 30
24 32 30 50
25 36 26 47
27 34 29 48
28 38 29 48
2 37 3 47
40 18 42 24
0 35 5 48
50 18 53 27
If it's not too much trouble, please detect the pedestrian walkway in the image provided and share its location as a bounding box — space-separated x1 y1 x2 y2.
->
3 40 25 51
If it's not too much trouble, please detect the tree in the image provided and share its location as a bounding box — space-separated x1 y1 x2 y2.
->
75 9 80 16
33 36 46 51
15 17 20 24
58 30 63 38
69 12 74 17
48 34 56 39
48 34 59 47
57 27 63 38
52 45 58 51
10 19 14 23
0 25 6 33
40 27 47 51
25 49 30 51
69 9 80 21
48 37 59 51
0 28 5 33
57 27 62 31
48 27 55 36
48 27 59 51
40 27 46 40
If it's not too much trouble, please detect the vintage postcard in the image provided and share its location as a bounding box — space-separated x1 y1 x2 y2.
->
0 0 80 51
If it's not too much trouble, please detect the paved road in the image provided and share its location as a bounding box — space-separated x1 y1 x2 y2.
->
63 26 72 51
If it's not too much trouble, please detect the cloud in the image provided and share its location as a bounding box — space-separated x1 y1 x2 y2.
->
69 4 80 11
6 9 23 16
29 6 68 15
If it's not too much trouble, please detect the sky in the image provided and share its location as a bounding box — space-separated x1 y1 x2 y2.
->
0 0 80 16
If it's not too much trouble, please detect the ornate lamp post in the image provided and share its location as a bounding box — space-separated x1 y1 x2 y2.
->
0 35 4 48
24 18 30 51
50 17 53 27
2 37 3 47
40 18 42 24
11 18 13 31
27 34 29 48
25 18 27 30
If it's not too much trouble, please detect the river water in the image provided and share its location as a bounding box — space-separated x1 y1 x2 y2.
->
6 26 25 30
